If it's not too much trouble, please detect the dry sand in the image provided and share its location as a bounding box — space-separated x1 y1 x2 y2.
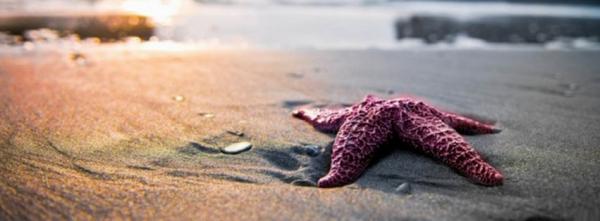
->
0 47 599 220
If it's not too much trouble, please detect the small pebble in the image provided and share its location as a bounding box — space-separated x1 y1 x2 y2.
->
287 72 303 78
303 145 321 157
395 182 412 194
173 95 185 102
226 130 244 137
561 83 579 97
198 112 214 118
69 52 87 66
221 141 252 154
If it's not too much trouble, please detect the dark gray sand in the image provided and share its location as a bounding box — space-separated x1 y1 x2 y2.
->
0 48 599 220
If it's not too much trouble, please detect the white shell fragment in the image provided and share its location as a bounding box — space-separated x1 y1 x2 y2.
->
221 142 252 154
395 182 412 194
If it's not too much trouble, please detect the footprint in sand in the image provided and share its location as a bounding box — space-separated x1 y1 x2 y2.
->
254 143 332 187
174 137 331 187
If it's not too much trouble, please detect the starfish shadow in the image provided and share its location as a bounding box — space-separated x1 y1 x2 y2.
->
251 140 471 193
346 140 472 194
262 138 485 194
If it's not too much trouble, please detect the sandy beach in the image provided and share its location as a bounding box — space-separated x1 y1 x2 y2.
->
0 47 599 220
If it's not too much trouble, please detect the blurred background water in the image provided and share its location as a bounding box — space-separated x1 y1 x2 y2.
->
1 0 600 49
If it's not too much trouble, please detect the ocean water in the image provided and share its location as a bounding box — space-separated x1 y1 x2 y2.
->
1 0 600 49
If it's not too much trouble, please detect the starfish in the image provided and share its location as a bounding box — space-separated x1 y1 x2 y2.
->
292 95 503 188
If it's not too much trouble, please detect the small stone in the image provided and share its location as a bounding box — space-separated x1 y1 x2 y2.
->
221 142 252 154
69 52 87 66
287 72 303 78
198 112 214 118
303 145 321 157
395 182 411 194
226 130 244 137
173 95 185 102
292 144 322 157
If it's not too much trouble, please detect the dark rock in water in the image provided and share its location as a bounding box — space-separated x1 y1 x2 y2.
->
0 12 154 41
395 182 411 194
395 14 600 43
221 141 252 154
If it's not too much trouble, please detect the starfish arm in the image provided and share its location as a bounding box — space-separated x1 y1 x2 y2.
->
318 108 394 187
292 106 353 133
416 102 500 135
292 95 383 133
395 112 503 185
438 111 499 135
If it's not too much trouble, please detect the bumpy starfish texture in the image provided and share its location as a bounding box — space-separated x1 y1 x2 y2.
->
292 95 503 188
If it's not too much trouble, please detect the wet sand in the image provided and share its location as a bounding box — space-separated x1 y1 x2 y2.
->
0 48 599 220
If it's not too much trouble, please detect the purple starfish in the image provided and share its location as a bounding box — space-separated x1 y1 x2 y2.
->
292 95 503 188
